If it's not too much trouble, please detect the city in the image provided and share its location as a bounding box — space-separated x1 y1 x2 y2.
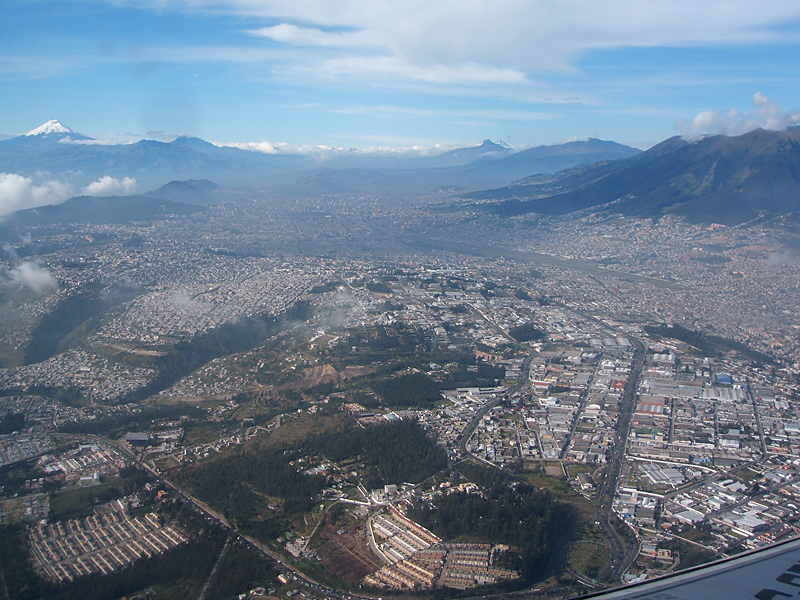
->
1 193 799 599
4 1 800 597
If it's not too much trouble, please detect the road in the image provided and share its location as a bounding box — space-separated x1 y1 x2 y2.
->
559 372 594 460
109 438 373 600
748 380 768 456
594 334 646 583
559 304 645 585
459 354 534 458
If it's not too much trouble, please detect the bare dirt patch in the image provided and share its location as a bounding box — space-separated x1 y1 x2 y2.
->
300 364 376 389
315 524 381 583
545 464 564 477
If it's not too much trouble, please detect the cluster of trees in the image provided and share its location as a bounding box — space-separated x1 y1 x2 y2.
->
58 404 203 437
380 299 405 312
333 326 424 363
333 347 504 408
644 323 775 365
48 468 151 521
0 386 85 408
174 447 325 538
0 411 24 434
178 420 446 542
371 372 442 407
309 281 341 294
509 323 547 343
307 419 447 487
205 539 277 600
29 386 84 406
0 461 39 497
443 359 505 388
408 462 575 581
366 281 392 294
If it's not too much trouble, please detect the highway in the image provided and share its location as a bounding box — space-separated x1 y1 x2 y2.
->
593 335 645 583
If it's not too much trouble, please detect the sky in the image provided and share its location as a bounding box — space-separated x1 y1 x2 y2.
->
2 0 800 152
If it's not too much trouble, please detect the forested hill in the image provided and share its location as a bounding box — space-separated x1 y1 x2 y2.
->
1 195 203 229
409 461 576 582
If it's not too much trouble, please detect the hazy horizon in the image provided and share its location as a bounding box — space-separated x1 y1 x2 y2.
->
2 1 800 151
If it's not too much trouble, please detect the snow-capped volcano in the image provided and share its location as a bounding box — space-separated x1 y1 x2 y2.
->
25 120 81 137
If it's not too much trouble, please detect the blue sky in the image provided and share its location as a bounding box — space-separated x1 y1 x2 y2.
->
2 0 800 151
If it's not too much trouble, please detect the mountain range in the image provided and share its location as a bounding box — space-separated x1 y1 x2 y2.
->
465 127 800 225
0 121 640 195
3 121 800 225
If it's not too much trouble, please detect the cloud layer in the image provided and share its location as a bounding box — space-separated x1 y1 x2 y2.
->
82 176 137 196
146 0 800 83
681 93 800 141
0 173 73 217
0 174 140 216
3 261 58 293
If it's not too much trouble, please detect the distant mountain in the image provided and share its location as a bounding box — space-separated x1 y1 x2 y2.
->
0 195 203 229
145 179 252 205
426 140 514 167
168 135 220 153
291 138 641 195
0 122 306 191
24 120 90 139
0 120 641 196
466 128 800 225
0 120 94 159
485 138 640 176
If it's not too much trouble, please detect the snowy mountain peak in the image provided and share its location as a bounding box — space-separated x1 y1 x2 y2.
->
479 139 511 150
25 120 76 136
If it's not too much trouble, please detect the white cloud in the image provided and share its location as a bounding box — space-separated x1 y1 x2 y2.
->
0 173 73 216
218 103 558 156
3 262 58 293
317 55 526 84
123 0 800 76
171 291 198 310
82 176 138 196
219 138 470 158
681 92 800 141
221 140 280 154
7 0 798 97
247 24 381 49
69 136 141 146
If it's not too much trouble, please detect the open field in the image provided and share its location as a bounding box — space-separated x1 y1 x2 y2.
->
315 524 381 583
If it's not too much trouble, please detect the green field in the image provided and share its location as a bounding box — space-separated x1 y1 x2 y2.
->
569 540 610 580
